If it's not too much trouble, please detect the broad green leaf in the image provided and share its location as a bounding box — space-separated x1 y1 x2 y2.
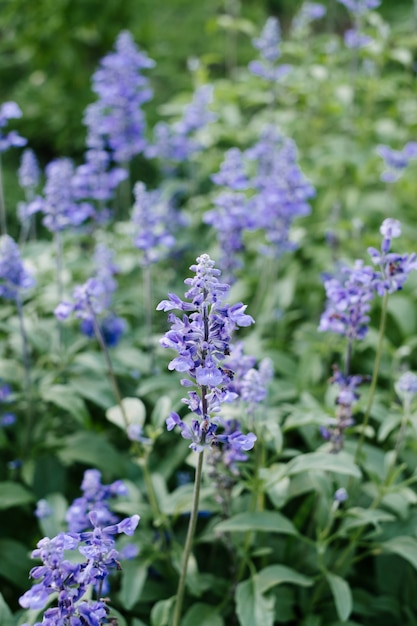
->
69 377 115 408
0 593 13 626
38 493 69 538
58 432 125 475
381 536 417 571
150 596 175 626
286 452 361 478
0 539 33 588
214 511 297 535
151 395 172 428
257 565 313 594
41 384 89 424
325 572 352 622
339 507 395 534
119 560 147 610
0 481 34 509
235 578 275 626
182 603 224 626
106 397 146 430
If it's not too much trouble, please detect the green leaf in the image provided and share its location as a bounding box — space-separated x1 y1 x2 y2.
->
235 578 275 626
151 395 172 428
0 539 34 588
325 572 352 622
339 507 395 534
257 565 313 593
150 596 175 626
106 397 146 430
58 431 125 475
119 560 147 610
381 536 417 571
0 481 34 509
286 452 361 478
40 384 89 424
214 511 297 535
182 603 224 626
0 593 14 626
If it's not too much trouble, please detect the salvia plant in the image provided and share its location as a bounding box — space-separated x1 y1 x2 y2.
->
1 4 417 626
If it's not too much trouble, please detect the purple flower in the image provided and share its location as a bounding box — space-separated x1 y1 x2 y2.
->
131 182 180 265
320 365 367 452
292 2 326 33
337 0 380 14
66 469 128 533
0 101 26 152
146 85 216 163
344 28 373 48
35 499 53 519
0 413 16 427
158 254 256 453
377 142 417 183
395 371 417 398
0 235 35 301
249 17 292 82
18 148 40 191
334 487 348 502
84 30 155 163
27 158 92 232
319 260 375 340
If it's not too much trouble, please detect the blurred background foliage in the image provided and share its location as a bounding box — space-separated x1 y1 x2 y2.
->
1 0 412 159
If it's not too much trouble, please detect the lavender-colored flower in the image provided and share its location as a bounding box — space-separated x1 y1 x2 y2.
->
0 101 27 152
66 469 128 533
18 148 40 191
0 234 35 301
367 219 417 294
35 499 53 519
319 260 375 340
334 487 348 502
344 28 373 48
131 181 179 265
320 365 367 452
377 142 417 183
84 30 155 163
157 254 256 453
72 148 127 219
19 511 139 624
146 85 216 163
56 244 126 347
249 17 291 82
0 413 16 427
27 158 92 232
395 371 417 398
337 0 380 14
206 126 314 280
292 2 326 33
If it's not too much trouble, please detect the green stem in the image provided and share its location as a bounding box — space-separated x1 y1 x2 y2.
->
354 292 388 464
143 264 155 372
16 294 34 455
172 450 204 626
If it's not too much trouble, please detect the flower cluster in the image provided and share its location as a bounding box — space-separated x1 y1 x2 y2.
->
320 365 367 452
0 380 15 428
146 85 217 164
249 17 291 83
84 30 155 164
19 512 139 625
205 126 314 279
226 342 274 412
0 234 35 301
292 2 326 35
337 0 381 48
72 148 127 222
27 158 92 233
376 142 417 183
131 181 178 266
66 469 128 533
319 219 417 340
55 243 126 347
157 254 256 453
0 101 26 152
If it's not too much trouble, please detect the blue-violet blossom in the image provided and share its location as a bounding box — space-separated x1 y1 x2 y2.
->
157 254 256 453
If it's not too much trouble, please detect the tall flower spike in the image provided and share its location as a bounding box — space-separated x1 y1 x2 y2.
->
157 254 256 453
249 17 291 82
0 101 26 152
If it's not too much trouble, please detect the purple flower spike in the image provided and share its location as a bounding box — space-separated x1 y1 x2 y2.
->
0 101 27 152
158 254 256 454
